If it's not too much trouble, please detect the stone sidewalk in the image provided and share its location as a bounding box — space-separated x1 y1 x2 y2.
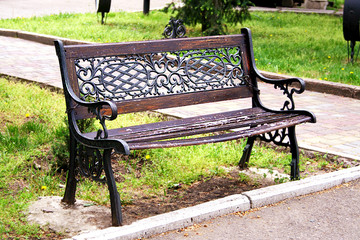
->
1 35 359 160
0 0 179 19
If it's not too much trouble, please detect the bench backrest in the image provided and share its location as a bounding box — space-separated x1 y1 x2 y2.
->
55 28 257 120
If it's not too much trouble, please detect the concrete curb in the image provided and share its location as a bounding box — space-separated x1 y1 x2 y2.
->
1 28 359 100
243 165 360 208
70 194 250 240
249 6 343 16
260 71 360 100
0 28 91 45
69 166 360 240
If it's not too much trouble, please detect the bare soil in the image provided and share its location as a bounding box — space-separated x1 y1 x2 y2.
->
120 170 272 225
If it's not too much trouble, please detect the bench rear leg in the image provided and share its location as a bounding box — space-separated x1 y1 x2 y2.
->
62 133 77 205
288 126 300 180
61 133 77 205
103 149 123 226
239 136 256 169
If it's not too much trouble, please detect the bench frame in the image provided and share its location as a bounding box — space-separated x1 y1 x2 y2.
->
55 28 316 226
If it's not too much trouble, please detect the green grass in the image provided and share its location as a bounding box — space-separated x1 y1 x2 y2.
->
0 11 169 42
0 77 336 238
0 10 358 85
241 12 359 85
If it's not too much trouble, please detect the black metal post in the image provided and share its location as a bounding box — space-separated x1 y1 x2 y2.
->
143 0 150 15
288 126 300 180
97 0 111 24
163 18 186 39
103 149 123 226
62 133 77 205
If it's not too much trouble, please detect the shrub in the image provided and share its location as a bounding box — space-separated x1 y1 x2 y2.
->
165 0 252 35
51 117 96 171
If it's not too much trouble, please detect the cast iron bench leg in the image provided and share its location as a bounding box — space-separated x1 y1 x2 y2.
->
62 134 77 205
238 136 256 169
289 126 300 180
103 149 123 226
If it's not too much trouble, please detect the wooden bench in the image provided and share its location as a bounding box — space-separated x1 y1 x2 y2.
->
54 28 316 226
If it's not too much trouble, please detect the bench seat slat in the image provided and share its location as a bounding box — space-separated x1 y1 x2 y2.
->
127 115 311 150
123 113 296 143
83 107 311 149
110 107 265 136
112 110 287 141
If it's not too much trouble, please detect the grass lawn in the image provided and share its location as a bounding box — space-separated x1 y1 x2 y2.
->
0 10 358 86
0 77 340 238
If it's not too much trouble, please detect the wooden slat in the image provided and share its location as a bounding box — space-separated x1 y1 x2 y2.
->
84 108 265 138
121 113 297 143
83 108 312 150
73 86 253 119
112 108 265 136
64 34 246 59
127 115 312 150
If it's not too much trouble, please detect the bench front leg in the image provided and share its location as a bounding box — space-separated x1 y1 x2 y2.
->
62 133 77 205
103 149 123 226
239 136 256 169
288 126 300 180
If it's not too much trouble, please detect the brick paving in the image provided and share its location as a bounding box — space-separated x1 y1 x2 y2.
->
0 0 179 19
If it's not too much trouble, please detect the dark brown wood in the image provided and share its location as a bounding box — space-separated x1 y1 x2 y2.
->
82 107 311 149
64 34 246 59
127 115 312 150
73 86 253 119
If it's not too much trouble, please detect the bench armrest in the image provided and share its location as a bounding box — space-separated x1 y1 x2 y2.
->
73 97 118 121
255 70 305 111
252 70 315 123
240 28 315 122
69 94 119 138
55 40 120 139
68 110 130 155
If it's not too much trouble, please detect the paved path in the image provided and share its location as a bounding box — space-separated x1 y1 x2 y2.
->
0 0 179 19
1 35 359 160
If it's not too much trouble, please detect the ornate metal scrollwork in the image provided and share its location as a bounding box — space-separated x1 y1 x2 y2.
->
260 127 290 147
163 18 186 39
74 47 247 103
76 143 106 183
273 81 299 111
88 105 109 139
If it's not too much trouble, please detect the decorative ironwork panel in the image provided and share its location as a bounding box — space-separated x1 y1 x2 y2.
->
76 144 106 183
74 47 247 102
260 128 290 147
163 18 186 39
273 82 297 111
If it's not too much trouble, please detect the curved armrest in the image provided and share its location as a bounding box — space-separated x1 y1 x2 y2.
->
68 95 118 139
68 111 130 154
71 96 118 121
240 28 310 115
256 71 306 95
255 71 306 111
254 71 316 123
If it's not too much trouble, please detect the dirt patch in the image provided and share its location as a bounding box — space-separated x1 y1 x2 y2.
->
120 169 274 225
